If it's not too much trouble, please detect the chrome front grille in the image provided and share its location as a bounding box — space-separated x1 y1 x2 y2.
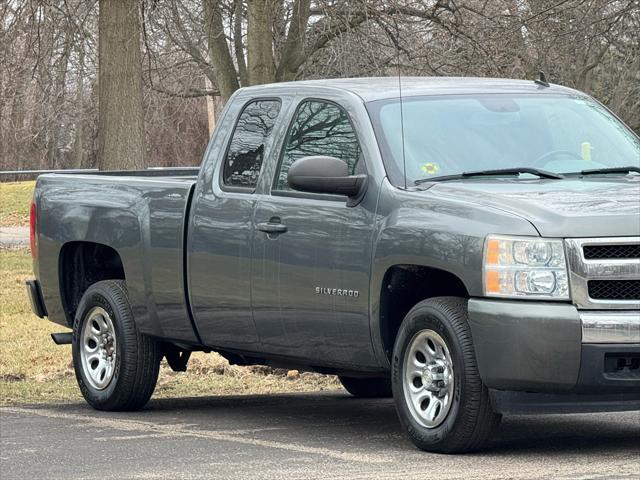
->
565 237 640 310
588 279 640 300
583 244 640 260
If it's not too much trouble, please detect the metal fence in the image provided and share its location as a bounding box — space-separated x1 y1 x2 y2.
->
0 166 200 182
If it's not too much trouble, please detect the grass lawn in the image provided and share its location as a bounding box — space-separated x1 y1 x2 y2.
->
0 181 35 227
0 247 340 405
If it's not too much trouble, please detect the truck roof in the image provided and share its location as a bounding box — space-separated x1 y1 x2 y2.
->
237 76 583 103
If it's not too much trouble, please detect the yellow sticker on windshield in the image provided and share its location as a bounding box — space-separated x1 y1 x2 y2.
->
421 162 440 175
581 142 592 161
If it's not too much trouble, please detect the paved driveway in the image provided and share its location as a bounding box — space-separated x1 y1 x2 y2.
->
1 392 639 479
0 226 29 248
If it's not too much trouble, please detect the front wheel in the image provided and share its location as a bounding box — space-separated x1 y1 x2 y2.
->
72 280 161 411
391 297 500 453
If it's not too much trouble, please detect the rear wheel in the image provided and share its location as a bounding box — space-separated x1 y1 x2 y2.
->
72 280 161 411
339 376 392 398
391 297 501 453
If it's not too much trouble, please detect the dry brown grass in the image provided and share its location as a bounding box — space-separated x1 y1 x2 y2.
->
0 248 340 405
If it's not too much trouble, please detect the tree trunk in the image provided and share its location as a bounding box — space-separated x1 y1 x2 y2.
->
247 0 275 85
276 0 311 81
234 0 249 87
98 0 145 170
48 26 73 169
73 43 86 169
203 0 240 102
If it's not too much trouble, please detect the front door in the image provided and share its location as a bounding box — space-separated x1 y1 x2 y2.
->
252 99 379 367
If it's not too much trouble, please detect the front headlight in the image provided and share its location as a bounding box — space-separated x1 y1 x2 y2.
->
483 235 569 300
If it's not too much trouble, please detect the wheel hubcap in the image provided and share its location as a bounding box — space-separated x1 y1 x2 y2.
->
403 329 454 428
80 307 117 390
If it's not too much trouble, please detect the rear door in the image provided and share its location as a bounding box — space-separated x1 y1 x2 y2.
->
188 97 284 350
251 97 379 367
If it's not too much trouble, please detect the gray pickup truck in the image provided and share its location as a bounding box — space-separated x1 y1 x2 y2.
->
27 77 639 453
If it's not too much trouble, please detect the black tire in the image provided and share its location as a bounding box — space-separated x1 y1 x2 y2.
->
339 376 392 398
391 297 501 453
72 280 161 411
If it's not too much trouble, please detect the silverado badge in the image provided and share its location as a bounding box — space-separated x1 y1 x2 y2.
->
315 287 360 297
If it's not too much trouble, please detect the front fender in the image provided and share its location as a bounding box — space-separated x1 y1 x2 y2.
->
368 180 539 366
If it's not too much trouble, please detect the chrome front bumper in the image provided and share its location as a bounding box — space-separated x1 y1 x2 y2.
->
581 311 640 343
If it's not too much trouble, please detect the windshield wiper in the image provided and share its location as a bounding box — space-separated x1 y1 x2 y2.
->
414 167 565 185
570 166 640 176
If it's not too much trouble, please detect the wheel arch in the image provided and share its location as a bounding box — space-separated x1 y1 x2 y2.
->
59 241 125 325
377 264 469 361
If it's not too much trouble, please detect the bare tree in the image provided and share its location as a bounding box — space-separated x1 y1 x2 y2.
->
1 0 638 174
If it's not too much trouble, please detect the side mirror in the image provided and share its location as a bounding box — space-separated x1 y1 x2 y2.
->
287 156 367 197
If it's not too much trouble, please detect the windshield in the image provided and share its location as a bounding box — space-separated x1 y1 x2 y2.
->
367 94 640 186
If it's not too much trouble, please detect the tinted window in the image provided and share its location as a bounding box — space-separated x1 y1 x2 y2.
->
223 100 281 188
275 100 362 190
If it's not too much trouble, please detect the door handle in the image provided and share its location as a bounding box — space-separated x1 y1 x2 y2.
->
257 221 287 234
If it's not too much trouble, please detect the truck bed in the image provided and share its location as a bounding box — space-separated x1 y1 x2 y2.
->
34 173 200 344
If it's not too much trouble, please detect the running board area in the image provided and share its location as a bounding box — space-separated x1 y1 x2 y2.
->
51 332 73 345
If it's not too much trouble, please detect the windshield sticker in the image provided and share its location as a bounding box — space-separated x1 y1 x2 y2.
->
581 142 592 161
420 162 440 175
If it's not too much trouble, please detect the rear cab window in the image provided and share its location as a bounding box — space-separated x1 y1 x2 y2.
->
221 99 282 191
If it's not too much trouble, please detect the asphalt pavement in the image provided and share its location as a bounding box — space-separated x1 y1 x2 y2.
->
1 391 639 479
